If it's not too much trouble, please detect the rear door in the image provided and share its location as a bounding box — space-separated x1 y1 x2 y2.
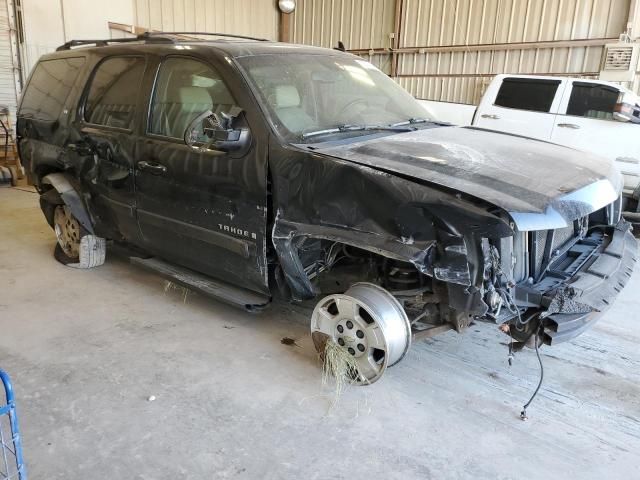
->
134 54 269 295
551 81 640 196
75 55 147 243
474 76 565 140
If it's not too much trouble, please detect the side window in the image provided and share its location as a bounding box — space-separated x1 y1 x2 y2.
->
566 83 619 120
494 78 561 113
19 57 85 121
149 57 235 138
84 56 145 129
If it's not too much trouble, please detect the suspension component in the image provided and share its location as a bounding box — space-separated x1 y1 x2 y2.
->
382 259 425 291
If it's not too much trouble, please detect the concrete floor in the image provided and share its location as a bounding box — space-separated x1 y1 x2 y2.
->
0 186 639 480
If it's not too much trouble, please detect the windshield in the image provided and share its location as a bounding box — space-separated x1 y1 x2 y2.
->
236 53 431 142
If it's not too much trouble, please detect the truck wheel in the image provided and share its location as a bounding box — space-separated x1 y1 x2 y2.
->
310 283 411 384
53 204 106 269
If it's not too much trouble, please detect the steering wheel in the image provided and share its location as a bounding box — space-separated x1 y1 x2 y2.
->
336 98 370 118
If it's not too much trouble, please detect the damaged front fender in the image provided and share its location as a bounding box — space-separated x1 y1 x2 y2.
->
272 213 437 300
269 146 513 302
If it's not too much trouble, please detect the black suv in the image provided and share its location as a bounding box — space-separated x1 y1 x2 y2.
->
17 32 636 383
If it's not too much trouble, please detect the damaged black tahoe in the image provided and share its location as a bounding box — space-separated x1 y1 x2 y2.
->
18 33 636 383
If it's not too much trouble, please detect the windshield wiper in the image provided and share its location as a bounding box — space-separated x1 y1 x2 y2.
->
390 118 429 127
302 123 414 139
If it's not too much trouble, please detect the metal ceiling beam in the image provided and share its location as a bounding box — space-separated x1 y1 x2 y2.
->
348 37 620 56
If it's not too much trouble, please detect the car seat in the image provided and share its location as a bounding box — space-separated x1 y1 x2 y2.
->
269 85 316 133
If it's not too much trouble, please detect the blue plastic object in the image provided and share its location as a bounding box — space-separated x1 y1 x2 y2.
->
0 370 26 479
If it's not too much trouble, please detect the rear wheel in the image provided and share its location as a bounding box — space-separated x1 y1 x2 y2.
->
310 283 412 384
54 205 83 260
52 204 106 268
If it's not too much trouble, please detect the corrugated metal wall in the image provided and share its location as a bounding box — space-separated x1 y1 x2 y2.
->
19 0 280 77
290 0 634 104
291 0 395 49
133 0 279 40
291 0 396 72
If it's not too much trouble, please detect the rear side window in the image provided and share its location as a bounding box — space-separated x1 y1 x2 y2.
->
84 56 145 129
19 57 85 121
494 78 561 113
566 82 619 120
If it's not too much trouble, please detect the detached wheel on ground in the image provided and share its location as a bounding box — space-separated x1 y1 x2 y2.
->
52 204 106 269
310 283 412 384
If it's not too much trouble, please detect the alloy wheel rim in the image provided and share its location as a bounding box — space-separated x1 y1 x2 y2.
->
311 283 411 384
53 205 81 258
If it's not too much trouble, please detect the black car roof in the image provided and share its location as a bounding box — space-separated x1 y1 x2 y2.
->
47 32 347 60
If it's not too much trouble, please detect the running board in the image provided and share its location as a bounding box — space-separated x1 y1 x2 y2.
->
130 256 270 311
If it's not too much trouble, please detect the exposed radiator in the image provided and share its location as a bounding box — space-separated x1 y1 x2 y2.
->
531 223 577 276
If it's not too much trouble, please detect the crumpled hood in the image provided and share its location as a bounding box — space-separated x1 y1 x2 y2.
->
312 126 622 230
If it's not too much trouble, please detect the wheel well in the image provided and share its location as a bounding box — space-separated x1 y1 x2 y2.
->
38 172 95 234
34 166 63 191
293 238 432 297
38 184 64 229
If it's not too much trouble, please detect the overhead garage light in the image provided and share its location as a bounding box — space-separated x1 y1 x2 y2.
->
278 0 296 14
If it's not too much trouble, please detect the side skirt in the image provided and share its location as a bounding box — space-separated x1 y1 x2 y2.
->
130 256 271 312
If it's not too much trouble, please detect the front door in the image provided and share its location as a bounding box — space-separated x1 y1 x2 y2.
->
135 55 269 295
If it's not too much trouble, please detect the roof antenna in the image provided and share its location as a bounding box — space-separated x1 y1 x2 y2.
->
334 40 346 52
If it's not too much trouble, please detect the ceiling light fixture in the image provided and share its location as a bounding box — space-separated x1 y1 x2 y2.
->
278 0 296 14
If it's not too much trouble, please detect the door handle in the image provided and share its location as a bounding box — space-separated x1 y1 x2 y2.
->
67 142 94 156
558 123 581 129
137 160 167 175
481 114 500 120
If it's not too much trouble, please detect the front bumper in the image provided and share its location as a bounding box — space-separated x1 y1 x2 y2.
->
538 221 637 344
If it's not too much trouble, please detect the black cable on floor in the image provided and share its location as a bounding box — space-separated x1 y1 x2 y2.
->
520 328 544 420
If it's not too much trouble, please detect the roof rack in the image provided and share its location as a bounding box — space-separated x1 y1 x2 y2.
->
56 31 267 51
55 35 173 51
141 31 269 42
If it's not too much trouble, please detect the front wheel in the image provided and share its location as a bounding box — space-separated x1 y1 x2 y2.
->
52 204 106 269
310 283 412 384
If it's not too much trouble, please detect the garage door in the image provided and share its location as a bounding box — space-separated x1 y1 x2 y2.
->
0 0 20 132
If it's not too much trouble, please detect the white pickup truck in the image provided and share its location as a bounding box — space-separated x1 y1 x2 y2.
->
419 74 640 210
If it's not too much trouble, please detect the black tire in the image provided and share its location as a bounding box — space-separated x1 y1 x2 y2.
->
53 242 80 265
